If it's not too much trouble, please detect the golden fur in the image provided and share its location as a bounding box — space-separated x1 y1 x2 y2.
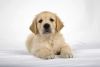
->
26 11 73 59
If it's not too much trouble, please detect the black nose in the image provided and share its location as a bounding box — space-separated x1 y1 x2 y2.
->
43 23 50 29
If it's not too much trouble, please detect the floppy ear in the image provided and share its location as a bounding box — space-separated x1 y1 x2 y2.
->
55 15 64 32
30 17 38 34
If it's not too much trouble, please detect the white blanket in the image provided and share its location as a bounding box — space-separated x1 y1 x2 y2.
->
0 43 100 67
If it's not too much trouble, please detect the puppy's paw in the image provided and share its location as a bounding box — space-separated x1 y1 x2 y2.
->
35 48 55 59
60 46 73 58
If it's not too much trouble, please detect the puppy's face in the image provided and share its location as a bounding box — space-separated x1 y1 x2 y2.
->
30 11 64 35
37 12 56 34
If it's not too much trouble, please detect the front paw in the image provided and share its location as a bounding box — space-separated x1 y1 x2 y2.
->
35 48 55 59
60 47 73 58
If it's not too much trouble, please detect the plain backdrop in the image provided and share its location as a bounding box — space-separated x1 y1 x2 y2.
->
0 0 100 50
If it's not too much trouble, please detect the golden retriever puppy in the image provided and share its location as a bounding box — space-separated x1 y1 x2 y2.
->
26 11 73 59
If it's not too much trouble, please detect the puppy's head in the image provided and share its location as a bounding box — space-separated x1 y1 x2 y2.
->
30 11 64 35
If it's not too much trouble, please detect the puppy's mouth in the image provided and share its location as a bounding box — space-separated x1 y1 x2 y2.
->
43 29 51 34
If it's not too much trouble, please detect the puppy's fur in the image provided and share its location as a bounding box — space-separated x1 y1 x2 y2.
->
26 11 73 59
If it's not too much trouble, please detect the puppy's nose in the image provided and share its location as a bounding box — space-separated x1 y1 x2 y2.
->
43 23 50 29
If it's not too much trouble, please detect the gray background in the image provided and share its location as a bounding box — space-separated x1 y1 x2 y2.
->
0 0 100 50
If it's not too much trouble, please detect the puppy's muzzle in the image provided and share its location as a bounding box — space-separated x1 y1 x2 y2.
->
43 23 51 33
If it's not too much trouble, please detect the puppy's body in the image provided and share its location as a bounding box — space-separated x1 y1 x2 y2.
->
26 11 73 59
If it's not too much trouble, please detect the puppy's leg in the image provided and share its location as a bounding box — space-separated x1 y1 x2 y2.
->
60 44 73 58
26 34 34 53
34 48 55 59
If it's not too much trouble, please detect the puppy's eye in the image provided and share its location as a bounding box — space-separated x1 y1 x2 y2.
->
38 19 43 23
50 18 54 22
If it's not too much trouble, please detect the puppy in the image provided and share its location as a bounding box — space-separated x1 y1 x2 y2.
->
26 11 73 59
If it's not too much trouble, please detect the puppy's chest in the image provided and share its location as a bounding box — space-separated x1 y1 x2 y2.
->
37 35 60 47
47 37 59 47
48 39 54 47
40 37 55 47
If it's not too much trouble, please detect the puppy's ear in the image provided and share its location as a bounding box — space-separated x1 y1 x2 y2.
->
55 15 64 32
30 17 38 34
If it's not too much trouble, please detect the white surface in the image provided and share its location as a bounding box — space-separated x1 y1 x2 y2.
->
0 0 100 67
0 43 100 67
